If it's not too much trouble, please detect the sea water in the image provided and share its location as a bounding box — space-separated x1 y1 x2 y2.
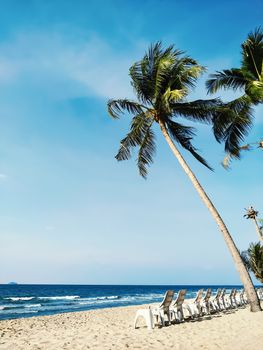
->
0 284 243 320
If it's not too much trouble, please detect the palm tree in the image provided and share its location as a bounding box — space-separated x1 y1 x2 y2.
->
244 206 263 242
206 27 263 163
108 43 261 312
242 242 263 283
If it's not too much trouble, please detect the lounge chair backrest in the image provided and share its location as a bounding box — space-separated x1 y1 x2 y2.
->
194 289 204 303
221 288 226 297
159 290 174 312
214 288 221 299
172 289 186 307
229 289 234 297
204 288 211 302
233 289 238 301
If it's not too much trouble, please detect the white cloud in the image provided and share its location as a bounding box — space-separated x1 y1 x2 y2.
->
0 31 141 100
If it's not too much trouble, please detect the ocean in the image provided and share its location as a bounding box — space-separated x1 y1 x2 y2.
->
0 284 243 321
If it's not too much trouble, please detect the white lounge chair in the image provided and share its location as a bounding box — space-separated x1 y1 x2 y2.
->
201 288 214 314
170 289 189 322
185 289 204 317
219 288 229 310
211 288 222 312
151 290 174 326
225 289 237 309
134 307 155 330
240 289 247 305
236 289 246 307
233 289 240 307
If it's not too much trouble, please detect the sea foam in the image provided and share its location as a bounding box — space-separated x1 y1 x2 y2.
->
5 297 34 301
38 295 80 301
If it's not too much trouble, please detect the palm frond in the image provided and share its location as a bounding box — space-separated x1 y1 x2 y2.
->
137 126 156 178
171 98 221 123
154 58 205 114
223 99 254 156
151 44 187 101
165 119 213 170
206 69 248 94
130 42 182 104
246 242 263 283
212 95 254 156
244 206 259 220
242 27 263 80
115 113 152 161
245 80 263 103
169 58 205 92
108 99 145 119
157 88 188 115
154 54 176 100
241 250 252 272
241 242 263 281
130 61 155 104
177 59 205 89
206 28 263 162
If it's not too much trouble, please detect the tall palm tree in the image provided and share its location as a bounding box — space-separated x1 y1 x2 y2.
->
108 43 261 312
206 27 263 163
242 242 263 283
244 206 263 242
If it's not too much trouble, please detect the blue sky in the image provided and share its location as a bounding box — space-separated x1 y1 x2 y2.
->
0 0 262 284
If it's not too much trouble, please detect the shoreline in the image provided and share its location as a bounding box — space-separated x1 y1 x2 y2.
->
1 302 263 349
0 284 249 322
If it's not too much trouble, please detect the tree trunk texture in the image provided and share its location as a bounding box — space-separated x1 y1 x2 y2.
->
253 218 263 242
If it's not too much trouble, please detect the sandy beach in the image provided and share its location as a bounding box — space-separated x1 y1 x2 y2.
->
1 302 263 350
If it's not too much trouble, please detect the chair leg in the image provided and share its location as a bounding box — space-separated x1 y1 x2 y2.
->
160 311 165 326
134 309 154 330
177 307 184 322
146 310 154 330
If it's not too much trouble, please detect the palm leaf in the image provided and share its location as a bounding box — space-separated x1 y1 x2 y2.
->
165 119 213 170
137 126 156 178
242 27 263 80
176 58 205 89
115 113 152 161
130 61 154 104
212 95 254 155
154 54 177 100
108 99 145 119
168 58 204 92
241 250 252 271
222 98 254 156
171 98 221 123
206 69 248 94
247 242 263 283
130 42 181 104
241 242 263 282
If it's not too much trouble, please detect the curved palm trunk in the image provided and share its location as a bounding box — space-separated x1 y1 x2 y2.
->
158 119 261 312
253 218 263 242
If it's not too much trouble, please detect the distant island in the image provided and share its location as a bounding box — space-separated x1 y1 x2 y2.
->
7 282 18 285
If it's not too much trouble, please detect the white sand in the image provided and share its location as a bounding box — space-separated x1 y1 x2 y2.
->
1 303 263 350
